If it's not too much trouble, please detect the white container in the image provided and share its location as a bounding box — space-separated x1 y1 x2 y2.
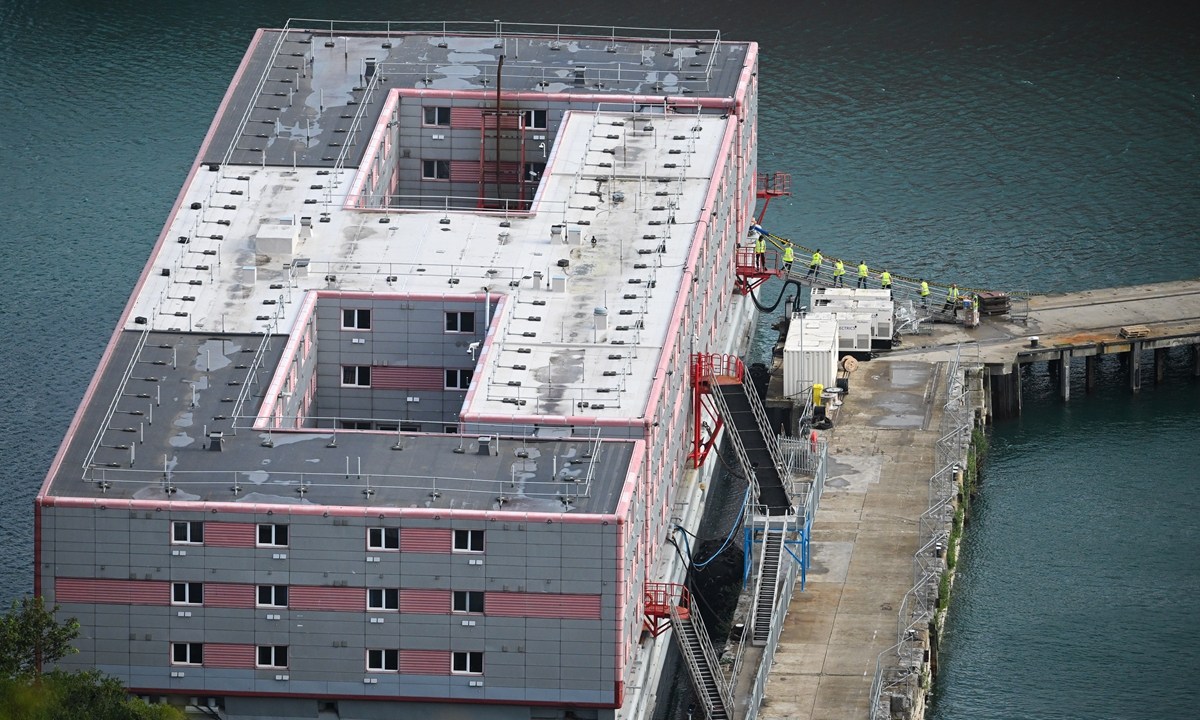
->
835 312 874 352
813 295 894 344
783 312 839 398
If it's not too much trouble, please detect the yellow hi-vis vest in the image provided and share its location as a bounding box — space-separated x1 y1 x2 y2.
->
947 286 960 302
834 260 845 276
880 271 891 286
755 237 766 253
811 252 822 266
782 246 794 263
858 263 868 278
920 281 930 297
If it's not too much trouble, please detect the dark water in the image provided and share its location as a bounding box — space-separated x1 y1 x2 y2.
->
2 1 1198 716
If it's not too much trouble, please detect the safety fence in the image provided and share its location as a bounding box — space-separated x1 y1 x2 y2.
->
868 346 975 720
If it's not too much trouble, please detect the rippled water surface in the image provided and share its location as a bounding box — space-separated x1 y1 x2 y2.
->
1 1 1198 716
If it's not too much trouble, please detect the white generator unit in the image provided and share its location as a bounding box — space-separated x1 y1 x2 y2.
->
783 312 839 398
811 290 895 349
835 312 874 353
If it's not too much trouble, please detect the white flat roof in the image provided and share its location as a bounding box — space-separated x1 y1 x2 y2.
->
126 110 731 423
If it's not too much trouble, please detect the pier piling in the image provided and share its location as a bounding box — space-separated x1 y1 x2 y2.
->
1085 355 1097 393
1194 346 1200 378
1059 350 1071 401
1129 342 1143 392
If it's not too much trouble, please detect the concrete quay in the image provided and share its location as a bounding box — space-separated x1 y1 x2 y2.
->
888 278 1200 416
758 360 953 720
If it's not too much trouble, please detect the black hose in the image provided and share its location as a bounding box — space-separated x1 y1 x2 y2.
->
747 277 803 312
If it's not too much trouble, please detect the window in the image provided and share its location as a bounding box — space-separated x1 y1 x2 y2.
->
452 591 484 614
524 162 546 182
368 527 399 550
341 309 371 330
257 524 289 547
421 159 450 180
172 643 203 666
445 368 474 390
172 583 203 605
368 588 399 610
341 366 371 387
400 423 421 432
452 651 483 674
453 530 484 553
522 109 548 129
257 585 288 607
257 645 288 668
172 521 203 544
423 106 451 126
340 420 372 430
444 425 459 434
445 311 475 334
367 648 399 672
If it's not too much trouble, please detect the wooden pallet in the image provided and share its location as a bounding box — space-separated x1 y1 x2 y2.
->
1119 325 1150 339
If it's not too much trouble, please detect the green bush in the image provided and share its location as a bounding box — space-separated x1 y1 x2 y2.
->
0 670 182 720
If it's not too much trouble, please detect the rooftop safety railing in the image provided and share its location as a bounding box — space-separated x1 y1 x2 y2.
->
868 344 978 720
215 19 727 181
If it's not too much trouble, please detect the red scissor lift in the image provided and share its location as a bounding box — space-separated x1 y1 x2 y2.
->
688 353 745 470
735 171 792 295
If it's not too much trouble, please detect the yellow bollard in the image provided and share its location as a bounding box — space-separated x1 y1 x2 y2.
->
813 383 824 407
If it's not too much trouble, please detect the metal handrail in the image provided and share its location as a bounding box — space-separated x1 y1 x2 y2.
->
742 371 787 482
81 324 151 469
218 28 295 173
705 370 761 502
229 325 278 434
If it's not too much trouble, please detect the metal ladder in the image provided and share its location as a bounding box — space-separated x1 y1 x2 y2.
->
671 603 733 720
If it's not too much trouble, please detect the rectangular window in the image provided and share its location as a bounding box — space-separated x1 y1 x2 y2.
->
444 425 459 434
339 420 372 430
423 106 451 126
257 585 288 607
172 521 203 545
341 308 371 330
171 643 203 666
521 109 548 129
400 423 421 433
171 583 203 605
368 527 400 550
421 159 450 180
367 588 399 611
453 530 484 553
257 524 289 547
523 162 546 182
444 368 474 390
452 651 483 674
257 645 288 668
452 591 484 614
341 366 371 387
367 648 399 672
444 311 475 334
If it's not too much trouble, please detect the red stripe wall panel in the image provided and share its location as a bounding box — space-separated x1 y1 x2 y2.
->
448 160 521 184
54 578 170 606
400 649 451 675
449 108 521 130
371 366 444 391
204 583 256 609
204 644 256 669
399 589 451 614
486 592 602 620
289 586 366 612
204 522 257 548
400 528 452 553
449 108 482 129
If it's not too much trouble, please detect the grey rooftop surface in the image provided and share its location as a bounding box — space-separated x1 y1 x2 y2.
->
205 22 750 167
46 330 634 514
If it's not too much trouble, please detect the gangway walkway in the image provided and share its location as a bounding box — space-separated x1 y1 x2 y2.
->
695 354 793 514
739 224 970 326
644 583 732 720
750 526 784 645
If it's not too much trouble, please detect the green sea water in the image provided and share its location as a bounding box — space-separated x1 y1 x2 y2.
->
1 1 1197 716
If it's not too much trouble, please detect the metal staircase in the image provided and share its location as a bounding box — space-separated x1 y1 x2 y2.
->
710 371 792 514
750 527 785 645
643 583 732 720
671 603 733 720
